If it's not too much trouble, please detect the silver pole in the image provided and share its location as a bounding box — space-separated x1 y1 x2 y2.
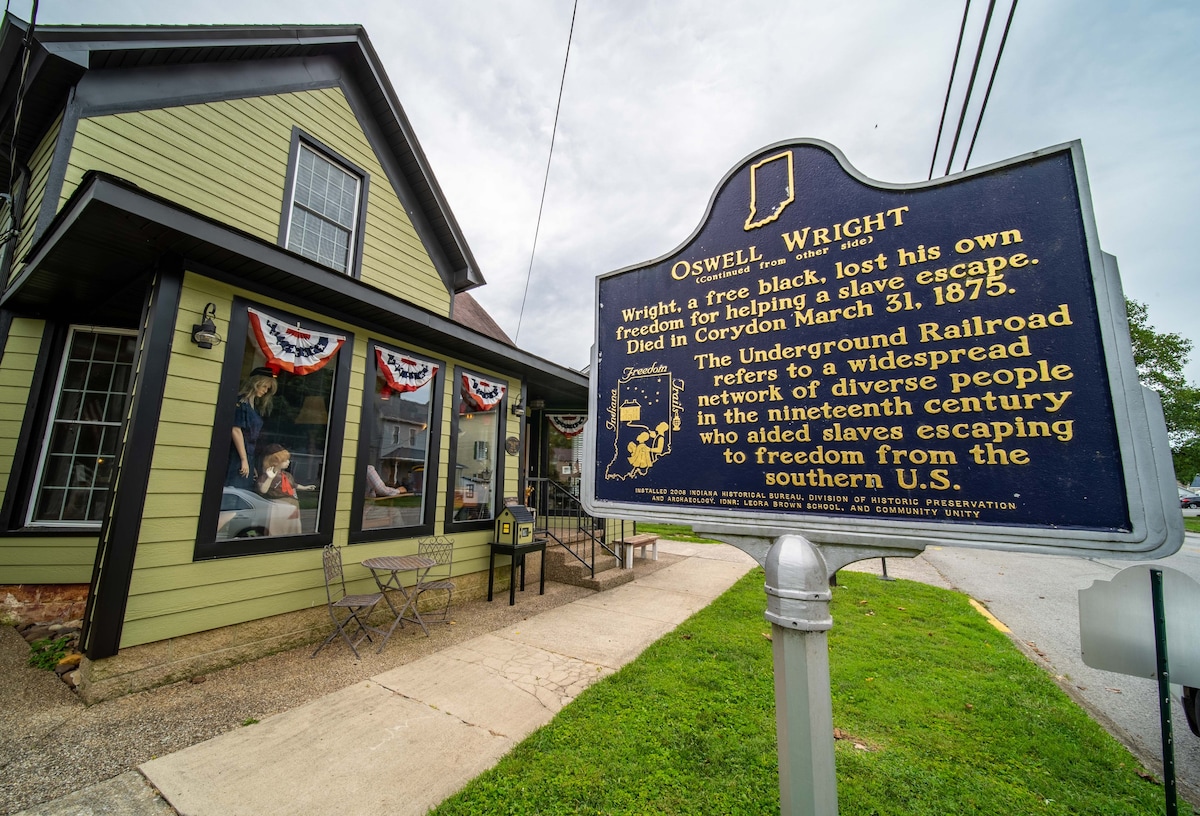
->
764 534 838 815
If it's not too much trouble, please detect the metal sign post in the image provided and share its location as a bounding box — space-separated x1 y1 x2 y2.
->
1151 569 1178 816
763 534 838 815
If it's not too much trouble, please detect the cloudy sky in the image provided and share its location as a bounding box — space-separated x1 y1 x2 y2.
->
31 1 1200 382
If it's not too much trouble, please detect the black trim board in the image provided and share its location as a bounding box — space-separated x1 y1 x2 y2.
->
84 260 183 659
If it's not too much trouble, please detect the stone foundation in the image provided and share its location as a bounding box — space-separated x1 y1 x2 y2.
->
0 584 89 626
76 567 508 703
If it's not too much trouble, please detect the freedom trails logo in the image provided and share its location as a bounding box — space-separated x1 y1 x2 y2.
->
604 364 684 481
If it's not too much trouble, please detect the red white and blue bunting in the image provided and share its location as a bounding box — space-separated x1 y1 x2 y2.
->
548 414 588 438
247 307 345 375
462 374 506 411
376 346 438 397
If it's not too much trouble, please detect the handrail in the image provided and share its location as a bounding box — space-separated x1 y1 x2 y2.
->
527 478 618 578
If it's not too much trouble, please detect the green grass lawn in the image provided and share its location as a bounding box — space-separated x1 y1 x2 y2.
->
433 569 1189 816
1185 516 1200 534
632 522 721 543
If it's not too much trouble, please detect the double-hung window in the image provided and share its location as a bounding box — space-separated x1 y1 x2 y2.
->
28 328 137 526
282 133 366 275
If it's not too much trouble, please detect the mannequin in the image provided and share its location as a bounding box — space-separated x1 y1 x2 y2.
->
256 443 315 536
226 367 277 489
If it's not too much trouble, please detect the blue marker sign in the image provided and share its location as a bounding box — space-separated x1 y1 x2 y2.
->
585 140 1181 558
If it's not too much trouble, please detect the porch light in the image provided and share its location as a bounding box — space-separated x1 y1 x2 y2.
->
191 303 223 349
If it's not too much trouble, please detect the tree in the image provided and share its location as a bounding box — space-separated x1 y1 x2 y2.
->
1125 299 1200 483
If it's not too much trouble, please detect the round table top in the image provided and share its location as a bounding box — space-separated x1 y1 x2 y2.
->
361 554 436 570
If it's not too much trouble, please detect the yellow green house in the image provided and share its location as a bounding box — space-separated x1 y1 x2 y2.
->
0 16 607 700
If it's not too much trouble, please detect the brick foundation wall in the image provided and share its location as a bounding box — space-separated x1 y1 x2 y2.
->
0 584 89 626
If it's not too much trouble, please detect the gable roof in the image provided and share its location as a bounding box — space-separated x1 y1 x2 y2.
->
0 14 485 293
453 291 514 347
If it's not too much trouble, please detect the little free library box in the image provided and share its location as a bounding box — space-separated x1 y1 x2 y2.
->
584 139 1181 559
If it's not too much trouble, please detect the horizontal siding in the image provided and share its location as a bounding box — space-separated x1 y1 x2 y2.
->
0 544 96 584
119 273 515 647
0 318 98 584
62 88 451 316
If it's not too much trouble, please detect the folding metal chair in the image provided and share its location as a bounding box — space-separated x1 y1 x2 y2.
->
312 544 384 658
415 536 455 623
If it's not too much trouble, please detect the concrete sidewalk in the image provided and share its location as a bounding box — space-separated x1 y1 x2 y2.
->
16 541 756 816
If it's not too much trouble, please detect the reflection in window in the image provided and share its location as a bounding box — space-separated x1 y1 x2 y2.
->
29 328 136 525
453 372 505 522
360 346 438 531
216 307 344 541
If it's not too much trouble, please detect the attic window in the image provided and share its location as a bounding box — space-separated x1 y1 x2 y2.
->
282 135 367 275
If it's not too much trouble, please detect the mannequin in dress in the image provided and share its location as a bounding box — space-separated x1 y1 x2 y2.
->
226 367 277 489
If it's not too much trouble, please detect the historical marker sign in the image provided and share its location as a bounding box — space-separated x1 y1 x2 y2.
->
583 140 1181 558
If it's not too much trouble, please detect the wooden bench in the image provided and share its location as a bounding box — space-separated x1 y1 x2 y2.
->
616 533 659 569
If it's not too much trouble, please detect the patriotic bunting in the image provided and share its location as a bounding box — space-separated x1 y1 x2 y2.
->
548 414 588 437
462 374 506 411
376 346 438 397
247 307 345 375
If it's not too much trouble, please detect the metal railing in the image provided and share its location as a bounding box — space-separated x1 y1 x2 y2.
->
527 478 618 578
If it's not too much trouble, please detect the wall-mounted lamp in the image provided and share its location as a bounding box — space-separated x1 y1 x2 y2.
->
191 303 223 349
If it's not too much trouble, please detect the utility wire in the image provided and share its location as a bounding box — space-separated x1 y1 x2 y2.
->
943 0 997 177
514 0 578 343
928 0 973 181
962 0 1018 170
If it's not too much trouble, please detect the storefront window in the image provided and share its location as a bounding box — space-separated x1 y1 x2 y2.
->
214 306 345 542
357 344 439 532
451 371 505 522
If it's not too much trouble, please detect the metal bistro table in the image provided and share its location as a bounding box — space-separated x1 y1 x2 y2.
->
487 537 546 606
362 554 436 648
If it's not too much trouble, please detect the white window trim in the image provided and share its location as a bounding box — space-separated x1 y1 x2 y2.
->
282 143 363 274
26 326 138 528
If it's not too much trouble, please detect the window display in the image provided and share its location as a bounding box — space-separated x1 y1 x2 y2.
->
214 306 345 542
358 344 438 532
451 371 505 522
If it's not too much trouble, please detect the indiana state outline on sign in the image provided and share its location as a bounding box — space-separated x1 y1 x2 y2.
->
605 366 683 480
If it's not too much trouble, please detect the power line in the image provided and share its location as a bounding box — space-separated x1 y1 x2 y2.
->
943 0 998 177
928 0 973 181
962 0 1019 171
514 0 578 343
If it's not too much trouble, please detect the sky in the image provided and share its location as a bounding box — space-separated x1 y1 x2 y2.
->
29 1 1200 383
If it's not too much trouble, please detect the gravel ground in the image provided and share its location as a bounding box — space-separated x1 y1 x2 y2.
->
0 558 680 816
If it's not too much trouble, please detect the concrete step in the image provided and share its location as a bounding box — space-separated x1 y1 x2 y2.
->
541 537 632 591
